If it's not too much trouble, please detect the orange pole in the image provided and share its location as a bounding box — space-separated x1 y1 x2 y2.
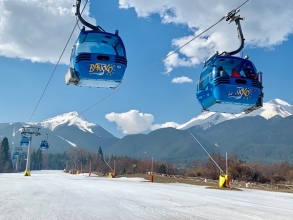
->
150 174 154 182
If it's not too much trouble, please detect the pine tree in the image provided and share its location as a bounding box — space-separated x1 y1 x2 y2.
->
31 150 37 170
36 149 43 169
159 164 167 174
0 137 10 161
98 146 104 160
0 137 13 172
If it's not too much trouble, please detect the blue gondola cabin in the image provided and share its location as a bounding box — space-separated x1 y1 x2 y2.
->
39 140 49 150
20 136 29 147
196 52 263 114
65 29 127 88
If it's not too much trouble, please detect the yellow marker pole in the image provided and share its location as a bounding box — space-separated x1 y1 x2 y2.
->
24 136 32 176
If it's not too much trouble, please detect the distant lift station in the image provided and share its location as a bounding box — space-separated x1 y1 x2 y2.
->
196 9 263 114
65 0 127 88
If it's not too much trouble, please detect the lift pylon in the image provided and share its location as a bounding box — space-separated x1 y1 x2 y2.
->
21 126 41 176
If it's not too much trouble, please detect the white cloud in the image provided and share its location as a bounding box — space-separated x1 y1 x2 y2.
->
3 0 292 70
119 0 293 71
0 0 96 64
105 110 154 134
171 76 193 84
151 122 179 131
105 110 180 134
163 51 194 74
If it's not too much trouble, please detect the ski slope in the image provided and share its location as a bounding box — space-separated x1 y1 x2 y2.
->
0 171 292 220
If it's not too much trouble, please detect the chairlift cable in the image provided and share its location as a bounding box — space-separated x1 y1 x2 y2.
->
28 0 89 122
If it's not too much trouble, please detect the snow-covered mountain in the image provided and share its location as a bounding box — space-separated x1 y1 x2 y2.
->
242 99 293 119
26 99 293 135
1 99 293 161
29 111 96 133
177 112 238 130
177 98 293 130
0 112 118 154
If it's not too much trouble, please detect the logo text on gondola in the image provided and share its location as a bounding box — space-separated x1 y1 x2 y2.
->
228 87 253 99
89 63 116 75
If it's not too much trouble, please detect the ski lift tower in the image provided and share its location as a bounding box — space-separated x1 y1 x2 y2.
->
21 126 41 176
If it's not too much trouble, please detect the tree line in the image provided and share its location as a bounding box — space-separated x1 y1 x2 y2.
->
64 147 293 184
186 152 293 184
1 136 293 184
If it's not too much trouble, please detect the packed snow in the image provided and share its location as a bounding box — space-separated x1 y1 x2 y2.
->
0 171 292 220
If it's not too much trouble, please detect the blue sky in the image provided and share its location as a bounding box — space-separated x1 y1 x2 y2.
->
0 0 293 138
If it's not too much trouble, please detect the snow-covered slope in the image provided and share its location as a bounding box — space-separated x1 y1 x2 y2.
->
178 98 293 130
30 111 96 133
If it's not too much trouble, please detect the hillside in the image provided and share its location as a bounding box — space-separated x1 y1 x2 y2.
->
0 112 118 154
104 115 293 163
1 99 292 163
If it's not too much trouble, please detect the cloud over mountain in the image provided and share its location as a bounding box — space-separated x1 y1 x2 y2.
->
104 99 293 134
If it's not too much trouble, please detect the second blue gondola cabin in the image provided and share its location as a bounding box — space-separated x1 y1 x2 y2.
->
196 53 263 114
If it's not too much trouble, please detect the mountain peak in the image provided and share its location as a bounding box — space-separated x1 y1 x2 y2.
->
267 98 291 107
62 111 79 117
38 111 96 133
246 98 293 119
177 111 238 130
178 98 293 130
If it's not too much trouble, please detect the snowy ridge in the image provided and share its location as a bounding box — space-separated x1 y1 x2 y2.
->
177 112 238 130
33 111 96 133
242 98 293 119
178 98 293 130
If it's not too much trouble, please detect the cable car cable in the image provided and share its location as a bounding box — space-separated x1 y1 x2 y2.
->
28 0 249 123
73 0 250 119
28 0 89 122
195 0 263 114
66 0 126 88
75 0 105 32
